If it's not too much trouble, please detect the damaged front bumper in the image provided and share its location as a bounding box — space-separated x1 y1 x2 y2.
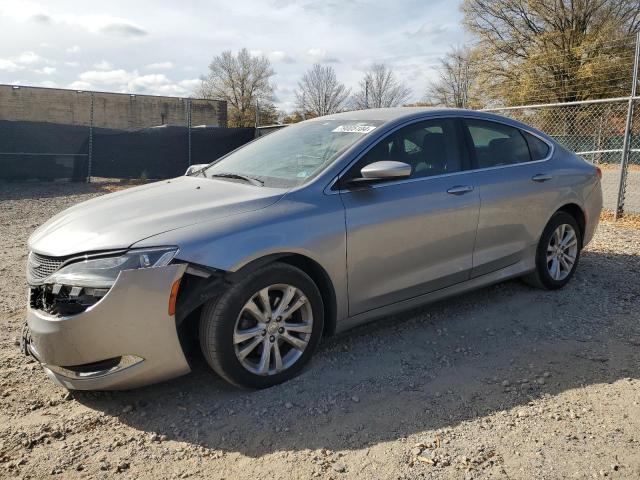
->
25 263 191 390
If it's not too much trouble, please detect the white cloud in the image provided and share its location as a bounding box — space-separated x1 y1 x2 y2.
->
68 80 91 90
79 69 131 85
93 60 113 70
73 69 197 96
16 51 41 64
145 61 174 69
64 61 80 67
38 80 58 88
66 45 80 53
269 51 295 64
305 48 339 64
1 3 148 38
0 59 24 72
33 66 56 75
0 50 44 71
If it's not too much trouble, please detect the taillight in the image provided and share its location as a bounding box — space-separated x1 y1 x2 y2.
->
595 166 602 180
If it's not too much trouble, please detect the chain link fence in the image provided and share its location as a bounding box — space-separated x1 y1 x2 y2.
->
485 98 640 214
0 84 260 182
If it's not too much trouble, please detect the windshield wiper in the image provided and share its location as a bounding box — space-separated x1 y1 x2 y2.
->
208 172 264 186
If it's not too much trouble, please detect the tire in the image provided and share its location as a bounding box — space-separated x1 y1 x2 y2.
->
199 262 324 389
523 211 582 290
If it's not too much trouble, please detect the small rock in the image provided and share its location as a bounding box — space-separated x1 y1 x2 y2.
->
501 380 510 387
332 463 346 473
116 461 130 473
122 405 134 414
284 402 293 409
411 447 423 456
351 396 360 403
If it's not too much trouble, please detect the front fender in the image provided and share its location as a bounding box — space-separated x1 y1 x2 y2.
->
133 194 349 324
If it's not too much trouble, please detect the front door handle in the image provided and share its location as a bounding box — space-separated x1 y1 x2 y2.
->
447 185 474 195
532 173 552 182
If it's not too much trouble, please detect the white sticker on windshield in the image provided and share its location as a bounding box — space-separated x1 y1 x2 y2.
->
332 125 377 134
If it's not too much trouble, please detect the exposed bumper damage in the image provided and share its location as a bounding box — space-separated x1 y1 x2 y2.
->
25 263 193 390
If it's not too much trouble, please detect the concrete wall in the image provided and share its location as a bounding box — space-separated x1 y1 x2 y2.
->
0 84 227 129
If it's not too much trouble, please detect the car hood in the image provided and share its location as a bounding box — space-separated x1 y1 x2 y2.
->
28 176 286 257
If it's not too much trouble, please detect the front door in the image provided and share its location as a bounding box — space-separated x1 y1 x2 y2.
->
339 118 480 316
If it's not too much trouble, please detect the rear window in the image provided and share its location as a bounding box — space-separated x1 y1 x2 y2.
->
523 131 551 160
465 119 531 168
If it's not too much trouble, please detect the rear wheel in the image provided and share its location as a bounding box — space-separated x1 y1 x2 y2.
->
524 211 582 290
199 263 323 388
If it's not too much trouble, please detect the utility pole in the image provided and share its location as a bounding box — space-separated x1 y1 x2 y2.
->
365 80 369 109
255 100 259 128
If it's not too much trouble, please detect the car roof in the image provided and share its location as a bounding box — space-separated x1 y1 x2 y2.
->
311 107 461 123
306 107 554 144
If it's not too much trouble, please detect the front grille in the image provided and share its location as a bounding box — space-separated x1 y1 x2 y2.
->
27 252 64 282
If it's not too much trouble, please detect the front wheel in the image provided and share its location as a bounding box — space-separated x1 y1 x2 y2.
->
524 211 582 290
199 263 324 388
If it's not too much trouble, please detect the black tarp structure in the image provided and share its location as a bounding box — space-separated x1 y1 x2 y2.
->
0 120 89 181
0 120 256 181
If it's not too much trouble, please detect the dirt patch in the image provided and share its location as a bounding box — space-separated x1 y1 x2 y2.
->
1 183 639 479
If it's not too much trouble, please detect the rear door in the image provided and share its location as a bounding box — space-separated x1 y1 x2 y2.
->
339 118 480 316
461 118 557 277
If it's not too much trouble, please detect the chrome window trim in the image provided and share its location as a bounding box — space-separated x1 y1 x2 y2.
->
324 113 555 195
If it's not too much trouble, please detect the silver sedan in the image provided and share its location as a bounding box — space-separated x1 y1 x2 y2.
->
23 108 602 390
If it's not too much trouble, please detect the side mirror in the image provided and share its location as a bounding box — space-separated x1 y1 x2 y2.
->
360 161 411 181
185 164 209 176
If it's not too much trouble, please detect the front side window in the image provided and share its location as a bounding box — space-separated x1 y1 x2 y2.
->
202 120 382 188
465 119 531 168
347 118 464 181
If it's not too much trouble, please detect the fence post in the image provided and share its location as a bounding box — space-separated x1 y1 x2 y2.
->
616 32 640 218
187 98 192 167
87 92 94 183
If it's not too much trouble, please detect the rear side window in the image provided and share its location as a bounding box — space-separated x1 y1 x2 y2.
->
465 119 531 168
523 131 550 160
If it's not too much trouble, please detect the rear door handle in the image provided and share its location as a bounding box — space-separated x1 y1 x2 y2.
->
447 185 474 195
532 173 553 182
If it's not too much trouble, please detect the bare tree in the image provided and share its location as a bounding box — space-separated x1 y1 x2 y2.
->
295 64 350 117
425 46 476 108
352 64 412 109
197 48 275 127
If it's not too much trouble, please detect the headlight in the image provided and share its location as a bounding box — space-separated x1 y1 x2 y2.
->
48 247 178 288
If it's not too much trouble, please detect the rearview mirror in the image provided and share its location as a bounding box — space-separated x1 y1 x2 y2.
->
360 161 411 180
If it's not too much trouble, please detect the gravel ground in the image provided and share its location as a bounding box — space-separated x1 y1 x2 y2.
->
601 169 640 213
1 182 639 480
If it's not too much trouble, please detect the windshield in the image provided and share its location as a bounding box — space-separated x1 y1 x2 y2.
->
202 120 383 187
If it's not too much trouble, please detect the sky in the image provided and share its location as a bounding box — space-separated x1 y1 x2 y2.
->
0 0 469 112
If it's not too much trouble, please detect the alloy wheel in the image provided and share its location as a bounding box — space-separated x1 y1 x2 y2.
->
546 223 578 281
233 284 313 376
